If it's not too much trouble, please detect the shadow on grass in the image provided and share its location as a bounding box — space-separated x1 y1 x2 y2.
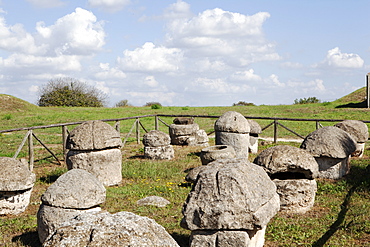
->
171 232 190 247
12 231 41 247
335 100 367 108
312 164 370 246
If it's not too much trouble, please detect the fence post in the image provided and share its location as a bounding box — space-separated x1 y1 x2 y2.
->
316 121 320 130
136 118 140 144
62 125 68 158
155 115 159 130
28 130 34 171
367 73 370 108
273 120 278 143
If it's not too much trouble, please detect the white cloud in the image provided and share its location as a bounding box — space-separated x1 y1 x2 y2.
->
36 8 106 56
320 47 364 69
163 0 192 19
144 76 159 87
25 0 65 8
127 91 177 106
94 63 126 80
269 74 285 87
0 17 46 55
280 61 304 69
88 0 131 13
186 77 251 94
287 79 326 93
231 69 262 81
165 8 280 66
29 85 39 93
117 42 183 72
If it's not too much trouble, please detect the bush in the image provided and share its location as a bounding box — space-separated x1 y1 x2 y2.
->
151 104 162 109
115 99 131 107
294 97 321 105
37 78 107 107
232 101 256 106
144 102 162 107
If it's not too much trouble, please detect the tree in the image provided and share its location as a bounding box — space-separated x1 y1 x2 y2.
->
37 78 107 107
293 97 321 105
114 99 131 107
232 101 256 106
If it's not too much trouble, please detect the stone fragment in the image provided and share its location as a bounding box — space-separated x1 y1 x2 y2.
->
143 130 171 147
173 117 194 125
0 157 35 215
169 122 209 146
43 211 180 247
137 196 171 207
66 120 123 186
334 120 369 157
66 120 122 150
248 119 262 154
300 126 356 179
41 169 106 209
66 149 122 186
215 111 250 158
181 158 280 231
254 145 319 213
144 146 175 160
200 145 236 165
37 169 106 244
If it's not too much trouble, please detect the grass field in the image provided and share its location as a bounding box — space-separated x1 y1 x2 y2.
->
0 89 369 246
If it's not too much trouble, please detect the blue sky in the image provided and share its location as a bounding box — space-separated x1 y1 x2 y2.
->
0 0 369 106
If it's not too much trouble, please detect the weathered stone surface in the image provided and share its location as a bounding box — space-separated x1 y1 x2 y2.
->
37 204 101 244
173 117 194 125
185 166 206 183
169 123 199 136
0 157 35 191
254 145 319 179
144 146 174 160
43 211 180 247
195 129 209 146
190 227 266 247
334 120 368 157
143 130 171 147
200 145 236 165
300 126 356 158
41 169 106 209
214 111 250 133
0 189 32 215
137 196 171 207
66 149 122 186
249 136 259 154
215 131 249 158
334 120 369 143
66 120 122 151
274 179 317 214
181 158 280 231
248 119 262 134
315 156 350 179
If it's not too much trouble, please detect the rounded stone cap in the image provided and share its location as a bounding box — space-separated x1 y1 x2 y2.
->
0 157 35 191
214 111 250 133
143 130 171 147
41 169 106 209
300 126 356 158
253 145 319 179
200 145 236 165
247 119 262 134
67 120 122 151
334 120 369 143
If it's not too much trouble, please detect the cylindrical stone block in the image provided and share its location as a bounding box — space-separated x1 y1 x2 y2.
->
215 131 250 159
200 145 236 165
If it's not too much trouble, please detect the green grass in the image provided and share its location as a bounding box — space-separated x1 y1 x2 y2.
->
0 92 370 246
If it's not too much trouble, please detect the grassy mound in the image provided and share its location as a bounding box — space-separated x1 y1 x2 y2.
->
0 94 38 112
335 87 366 104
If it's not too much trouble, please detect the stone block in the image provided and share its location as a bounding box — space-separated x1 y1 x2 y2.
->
144 146 174 160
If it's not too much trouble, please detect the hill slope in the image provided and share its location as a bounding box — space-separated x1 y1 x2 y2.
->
0 94 38 112
335 87 366 103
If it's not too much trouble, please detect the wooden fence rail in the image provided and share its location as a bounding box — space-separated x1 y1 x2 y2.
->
1 114 369 171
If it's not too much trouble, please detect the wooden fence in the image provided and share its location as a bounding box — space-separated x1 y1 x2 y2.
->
1 114 369 171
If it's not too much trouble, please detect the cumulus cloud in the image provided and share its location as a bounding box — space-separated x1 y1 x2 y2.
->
287 79 326 93
319 47 364 69
94 63 126 80
144 76 159 87
88 0 131 13
163 0 192 19
231 69 262 81
36 8 105 56
165 8 280 66
117 42 183 72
